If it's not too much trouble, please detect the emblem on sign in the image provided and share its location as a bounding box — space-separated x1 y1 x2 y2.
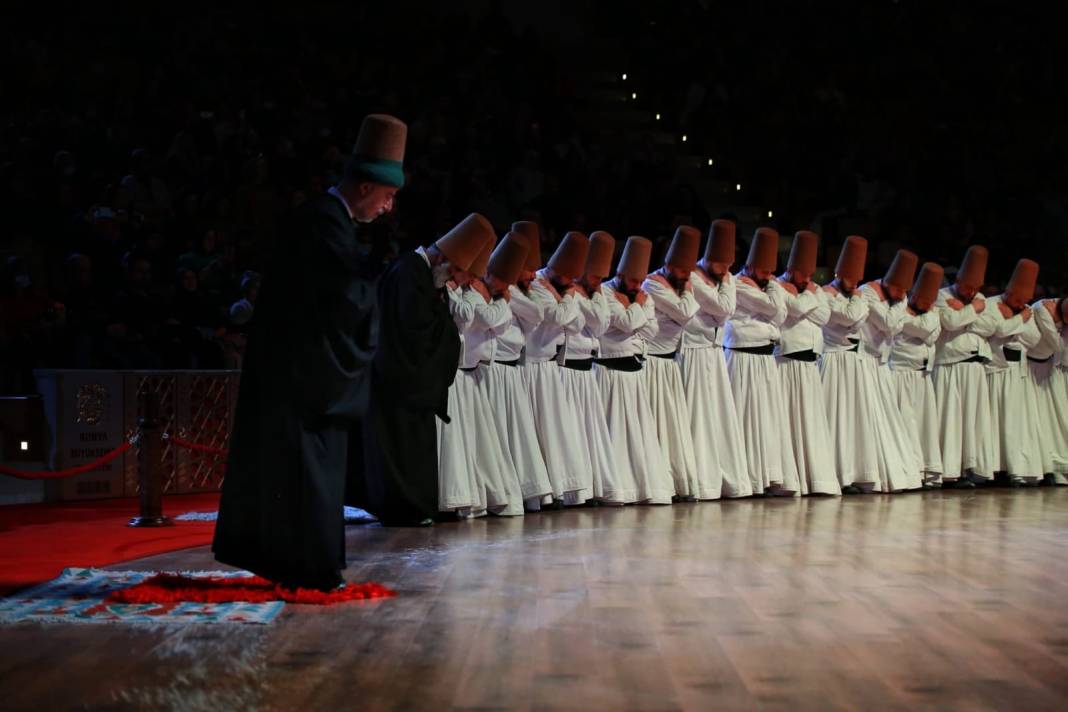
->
75 383 107 425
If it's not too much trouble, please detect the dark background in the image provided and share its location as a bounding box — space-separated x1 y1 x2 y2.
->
1 1 1064 393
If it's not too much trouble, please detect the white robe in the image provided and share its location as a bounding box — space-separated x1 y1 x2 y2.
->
558 365 630 503
642 274 703 498
890 309 943 481
679 272 751 498
932 288 996 481
725 278 799 495
981 296 1043 480
677 347 753 498
481 362 554 503
1028 301 1068 480
596 283 676 503
522 360 592 500
776 285 839 496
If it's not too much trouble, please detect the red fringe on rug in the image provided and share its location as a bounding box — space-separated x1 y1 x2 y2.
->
105 573 396 605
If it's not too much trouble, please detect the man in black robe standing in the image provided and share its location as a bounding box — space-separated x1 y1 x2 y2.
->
213 114 407 590
364 213 495 526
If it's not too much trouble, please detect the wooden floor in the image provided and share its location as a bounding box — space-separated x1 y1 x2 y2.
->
2 489 1068 711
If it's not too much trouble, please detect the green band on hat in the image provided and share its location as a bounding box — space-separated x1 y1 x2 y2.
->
351 155 405 188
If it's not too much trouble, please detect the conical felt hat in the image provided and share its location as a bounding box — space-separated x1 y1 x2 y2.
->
547 232 589 281
350 114 407 188
835 235 868 284
434 213 495 272
884 250 919 292
746 227 779 272
665 225 701 271
704 219 736 264
787 231 819 275
487 232 529 285
617 236 653 281
512 221 542 271
585 231 616 278
957 245 989 289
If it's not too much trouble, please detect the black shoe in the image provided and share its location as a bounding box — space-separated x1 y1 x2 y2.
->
380 517 435 527
945 479 976 489
841 484 863 495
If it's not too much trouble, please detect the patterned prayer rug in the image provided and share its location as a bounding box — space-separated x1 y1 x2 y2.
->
0 567 284 625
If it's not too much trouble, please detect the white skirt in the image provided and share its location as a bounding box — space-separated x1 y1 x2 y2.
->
595 364 676 504
456 367 525 515
559 366 630 503
860 354 924 492
776 356 840 495
1051 366 1068 477
724 349 800 495
932 360 994 480
437 379 484 512
987 367 1043 480
521 361 593 499
482 362 554 502
678 347 752 498
819 350 879 488
644 355 702 498
892 368 943 480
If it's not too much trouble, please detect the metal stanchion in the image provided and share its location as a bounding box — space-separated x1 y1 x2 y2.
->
128 391 172 527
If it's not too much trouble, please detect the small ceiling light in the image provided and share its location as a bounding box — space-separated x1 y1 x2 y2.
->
20 441 29 451
655 113 661 121
707 158 713 166
681 135 688 142
632 92 637 100
622 73 627 80
767 210 774 218
736 183 742 191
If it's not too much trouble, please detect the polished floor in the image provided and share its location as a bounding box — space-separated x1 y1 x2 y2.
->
2 489 1068 711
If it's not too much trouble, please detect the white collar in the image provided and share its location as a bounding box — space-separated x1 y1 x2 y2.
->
415 246 431 267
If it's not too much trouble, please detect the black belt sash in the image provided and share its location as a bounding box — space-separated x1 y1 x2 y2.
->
459 365 479 373
1028 355 1053 364
728 343 776 356
649 351 678 360
595 355 644 372
783 349 819 362
1003 347 1022 363
495 359 520 367
562 358 594 371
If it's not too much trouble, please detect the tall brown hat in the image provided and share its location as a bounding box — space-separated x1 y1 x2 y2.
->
910 262 944 309
546 231 589 281
957 245 988 289
1004 258 1039 304
704 219 736 264
883 249 919 291
617 236 653 281
487 232 529 285
512 220 542 271
746 227 779 272
585 230 616 278
787 231 819 275
434 213 495 272
469 235 496 278
835 235 868 284
350 114 407 188
665 225 701 271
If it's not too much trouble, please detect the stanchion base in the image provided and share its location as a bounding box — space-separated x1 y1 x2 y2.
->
128 515 174 528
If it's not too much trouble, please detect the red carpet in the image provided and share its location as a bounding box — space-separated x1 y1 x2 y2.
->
107 572 395 605
0 493 219 595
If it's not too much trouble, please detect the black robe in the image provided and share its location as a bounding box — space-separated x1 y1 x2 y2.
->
212 194 374 587
363 251 460 524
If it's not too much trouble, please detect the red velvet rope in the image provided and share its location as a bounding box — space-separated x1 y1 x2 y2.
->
0 441 133 480
167 436 229 457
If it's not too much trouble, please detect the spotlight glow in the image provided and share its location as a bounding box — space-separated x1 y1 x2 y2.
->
681 135 687 142
768 210 774 218
707 158 713 166
632 92 637 100
622 73 627 80
20 441 29 451
736 183 742 191
655 113 661 120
